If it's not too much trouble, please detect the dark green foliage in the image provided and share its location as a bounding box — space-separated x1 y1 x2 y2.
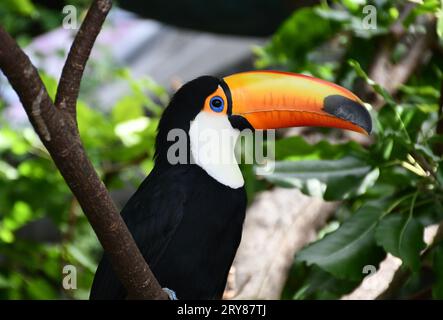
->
257 0 443 299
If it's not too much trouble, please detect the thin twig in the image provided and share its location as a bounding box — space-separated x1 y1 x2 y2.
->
55 0 111 120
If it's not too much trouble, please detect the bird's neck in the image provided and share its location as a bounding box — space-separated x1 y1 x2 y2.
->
189 112 244 189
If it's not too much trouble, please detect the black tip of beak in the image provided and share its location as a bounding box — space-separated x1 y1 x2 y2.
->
323 95 372 134
228 115 254 131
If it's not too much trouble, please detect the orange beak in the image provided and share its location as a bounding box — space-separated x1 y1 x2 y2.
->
222 71 371 135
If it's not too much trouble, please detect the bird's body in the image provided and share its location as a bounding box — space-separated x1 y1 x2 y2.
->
91 76 247 299
91 164 246 299
90 71 371 300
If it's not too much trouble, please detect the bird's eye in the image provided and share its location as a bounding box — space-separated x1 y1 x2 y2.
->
209 96 224 112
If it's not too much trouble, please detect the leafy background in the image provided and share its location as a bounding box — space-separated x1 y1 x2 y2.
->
1 0 443 299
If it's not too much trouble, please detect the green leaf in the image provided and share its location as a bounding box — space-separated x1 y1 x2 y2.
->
66 244 96 272
0 228 14 243
289 265 358 299
114 117 150 147
341 0 366 12
116 69 165 115
39 72 58 100
399 85 440 100
25 278 57 299
262 156 379 200
0 274 10 288
382 138 394 160
416 0 440 13
296 203 385 280
433 243 443 299
0 160 18 180
437 1 443 39
375 215 425 271
2 201 34 234
2 0 36 16
11 201 32 225
112 96 144 123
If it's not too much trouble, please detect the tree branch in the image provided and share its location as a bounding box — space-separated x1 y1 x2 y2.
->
366 14 436 109
55 0 111 119
0 0 166 300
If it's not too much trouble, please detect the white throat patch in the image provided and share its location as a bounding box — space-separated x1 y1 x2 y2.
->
189 112 244 189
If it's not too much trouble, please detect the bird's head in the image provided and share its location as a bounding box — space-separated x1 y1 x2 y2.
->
155 71 372 188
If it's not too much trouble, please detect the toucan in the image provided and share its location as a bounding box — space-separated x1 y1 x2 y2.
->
90 71 372 300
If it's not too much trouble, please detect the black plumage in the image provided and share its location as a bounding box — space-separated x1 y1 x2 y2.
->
90 76 247 299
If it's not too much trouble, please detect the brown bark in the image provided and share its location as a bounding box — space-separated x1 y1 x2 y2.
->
227 189 337 299
55 0 111 119
0 0 166 300
366 14 436 109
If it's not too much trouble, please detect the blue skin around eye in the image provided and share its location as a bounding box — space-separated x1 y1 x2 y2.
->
210 96 224 112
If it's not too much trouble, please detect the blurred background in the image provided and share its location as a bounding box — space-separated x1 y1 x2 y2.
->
1 0 443 299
